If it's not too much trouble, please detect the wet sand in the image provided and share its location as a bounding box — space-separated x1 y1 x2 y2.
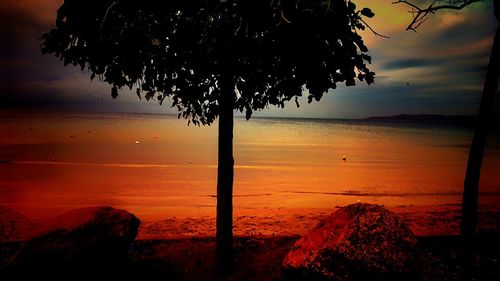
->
137 204 500 240
2 203 499 242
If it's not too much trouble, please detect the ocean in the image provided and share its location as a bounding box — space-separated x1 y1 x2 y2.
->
1 111 499 221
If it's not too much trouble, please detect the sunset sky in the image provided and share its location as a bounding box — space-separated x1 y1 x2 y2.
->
0 0 497 119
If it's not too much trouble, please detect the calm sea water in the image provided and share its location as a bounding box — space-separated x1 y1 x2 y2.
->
1 111 499 220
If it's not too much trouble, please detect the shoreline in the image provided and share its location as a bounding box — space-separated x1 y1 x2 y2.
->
2 204 500 280
2 204 500 242
137 204 500 240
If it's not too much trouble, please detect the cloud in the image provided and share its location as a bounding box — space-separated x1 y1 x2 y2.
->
0 0 61 47
0 0 176 115
348 0 495 116
383 58 436 70
0 0 497 119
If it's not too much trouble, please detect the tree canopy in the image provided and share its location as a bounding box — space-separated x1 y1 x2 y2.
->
42 0 375 125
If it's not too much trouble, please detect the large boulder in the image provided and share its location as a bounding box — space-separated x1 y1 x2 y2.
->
283 203 417 281
7 206 140 277
0 206 33 242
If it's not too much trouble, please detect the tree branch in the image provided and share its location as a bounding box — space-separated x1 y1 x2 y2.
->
359 18 390 38
392 0 483 31
100 1 120 29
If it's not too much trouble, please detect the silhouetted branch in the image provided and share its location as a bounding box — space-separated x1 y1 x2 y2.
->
393 0 483 31
281 9 292 23
100 1 120 28
359 18 390 38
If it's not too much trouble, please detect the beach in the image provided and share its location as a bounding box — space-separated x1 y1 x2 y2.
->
2 205 500 281
1 111 500 280
1 111 500 235
1 111 499 241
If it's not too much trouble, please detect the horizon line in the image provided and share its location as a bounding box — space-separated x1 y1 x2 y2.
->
0 108 479 122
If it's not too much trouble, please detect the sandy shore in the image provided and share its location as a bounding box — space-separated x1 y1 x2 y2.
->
138 204 500 240
3 204 499 242
2 204 500 280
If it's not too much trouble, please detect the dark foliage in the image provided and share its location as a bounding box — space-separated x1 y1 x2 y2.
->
42 0 375 125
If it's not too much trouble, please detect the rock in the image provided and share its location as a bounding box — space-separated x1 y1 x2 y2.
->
0 206 33 242
283 203 417 280
8 206 140 277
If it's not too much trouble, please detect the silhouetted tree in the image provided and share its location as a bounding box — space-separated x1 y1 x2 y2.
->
42 0 375 266
394 0 499 279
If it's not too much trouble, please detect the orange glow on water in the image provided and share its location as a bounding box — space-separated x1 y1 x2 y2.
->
1 112 499 221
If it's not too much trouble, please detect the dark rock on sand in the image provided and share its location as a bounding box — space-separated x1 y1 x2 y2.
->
7 206 140 277
0 206 33 242
283 203 417 281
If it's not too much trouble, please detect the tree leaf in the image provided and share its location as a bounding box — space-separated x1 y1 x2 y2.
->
111 86 118 99
245 108 252 120
361 8 375 18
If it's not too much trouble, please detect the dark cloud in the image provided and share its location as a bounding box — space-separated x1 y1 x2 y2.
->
0 0 60 48
356 0 494 118
0 0 174 114
0 0 61 106
429 6 495 47
0 0 496 118
383 58 436 70
323 80 482 117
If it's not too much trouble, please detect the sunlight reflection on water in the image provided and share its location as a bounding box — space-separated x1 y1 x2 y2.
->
1 111 499 219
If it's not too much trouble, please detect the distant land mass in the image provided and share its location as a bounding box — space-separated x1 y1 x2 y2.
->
364 114 500 129
366 114 474 121
364 114 478 127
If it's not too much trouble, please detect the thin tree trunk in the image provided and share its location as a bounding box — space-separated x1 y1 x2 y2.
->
461 2 500 279
215 82 234 268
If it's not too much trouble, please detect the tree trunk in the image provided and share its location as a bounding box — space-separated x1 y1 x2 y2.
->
460 2 500 279
215 82 235 268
